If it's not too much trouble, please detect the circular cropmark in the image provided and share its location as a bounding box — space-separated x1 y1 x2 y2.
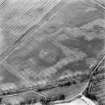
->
38 43 61 67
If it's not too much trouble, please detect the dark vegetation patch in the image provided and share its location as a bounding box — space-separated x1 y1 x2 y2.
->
61 36 104 58
60 58 89 73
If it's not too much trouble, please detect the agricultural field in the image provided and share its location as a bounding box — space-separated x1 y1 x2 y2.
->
0 0 105 104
